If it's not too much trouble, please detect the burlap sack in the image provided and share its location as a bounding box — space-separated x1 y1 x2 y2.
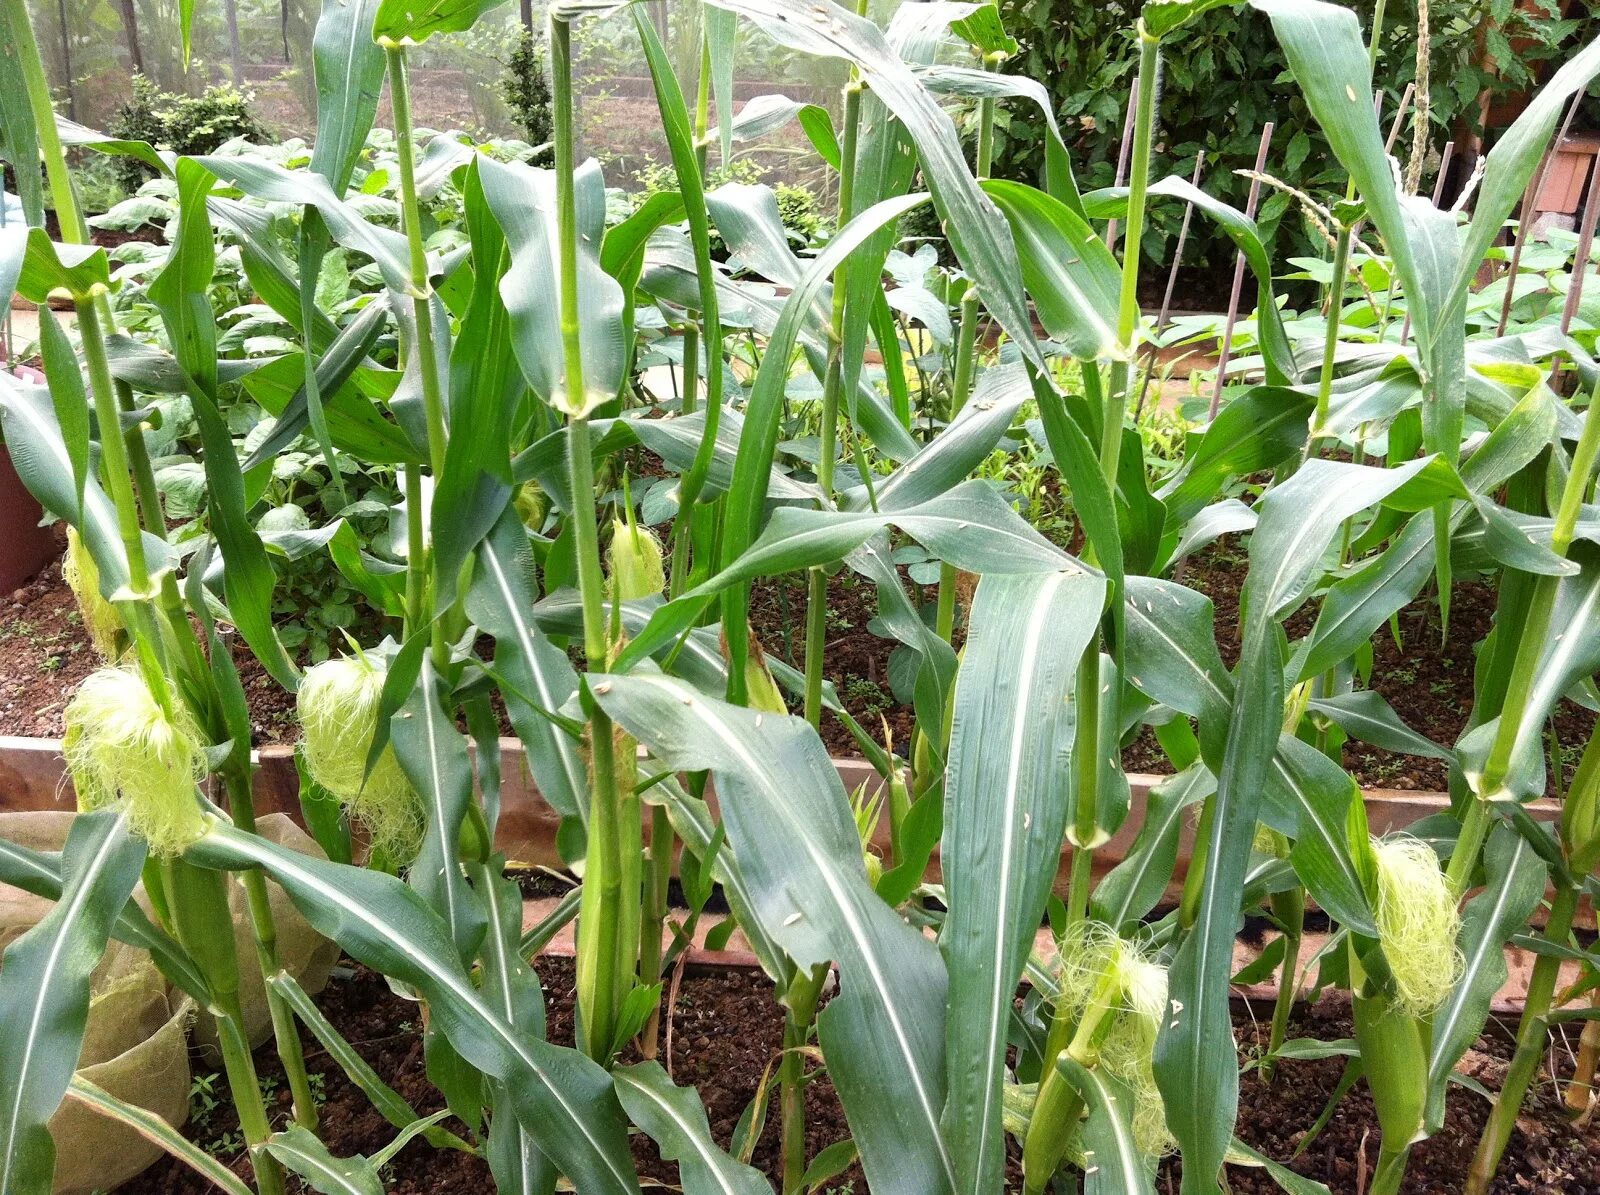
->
0 809 338 1048
0 830 195 1195
47 944 195 1195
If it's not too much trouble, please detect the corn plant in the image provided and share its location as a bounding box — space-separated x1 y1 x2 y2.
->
1 1 1599 1195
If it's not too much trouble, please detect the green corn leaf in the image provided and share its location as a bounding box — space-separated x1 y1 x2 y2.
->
265 1125 383 1195
1227 1139 1334 1195
1086 182 1294 386
58 118 171 180
613 1063 772 1195
0 43 42 223
941 570 1107 1195
847 532 958 773
1053 1058 1155 1195
390 657 489 964
0 228 26 317
862 363 1031 513
65 1077 251 1195
150 157 297 686
15 230 109 303
433 160 519 610
475 861 558 1195
1157 458 1458 1193
0 376 160 600
707 95 839 167
984 180 1120 361
0 836 209 1006
35 308 89 519
708 0 1040 371
640 773 793 987
1308 691 1454 763
719 479 1084 584
240 297 397 470
619 478 1087 672
1158 387 1316 526
195 155 412 294
1167 499 1256 568
1450 37 1600 313
478 154 626 420
593 671 957 1195
1423 825 1547 1134
310 0 386 196
373 0 507 43
187 821 642 1194
467 508 587 824
1093 764 1214 932
0 812 145 1195
271 973 471 1152
1457 548 1600 801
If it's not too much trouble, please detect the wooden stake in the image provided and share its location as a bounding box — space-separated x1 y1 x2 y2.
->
1209 123 1273 418
1497 90 1583 336
1133 150 1206 422
1105 79 1140 255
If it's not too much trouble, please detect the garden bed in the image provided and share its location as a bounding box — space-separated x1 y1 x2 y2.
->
121 955 1600 1195
4 544 1587 797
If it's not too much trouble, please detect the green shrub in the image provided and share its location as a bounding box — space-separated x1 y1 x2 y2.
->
992 0 1594 282
503 27 554 151
109 76 266 192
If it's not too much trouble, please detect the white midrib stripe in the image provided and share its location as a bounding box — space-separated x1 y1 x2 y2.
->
1125 601 1229 711
232 834 636 1192
480 543 585 801
1271 757 1362 899
420 697 465 940
615 1074 743 1195
1 820 125 1189
1082 1066 1141 1180
663 676 958 1188
273 1143 360 1195
973 572 1066 1184
9 392 122 570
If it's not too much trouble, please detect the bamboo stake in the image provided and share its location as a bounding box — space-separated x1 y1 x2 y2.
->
1497 90 1583 335
1209 123 1273 418
1133 149 1206 422
1104 78 1140 255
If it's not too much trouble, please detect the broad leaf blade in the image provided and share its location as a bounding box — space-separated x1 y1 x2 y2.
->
941 570 1107 1195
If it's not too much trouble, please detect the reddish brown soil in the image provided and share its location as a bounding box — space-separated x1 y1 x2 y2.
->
1131 539 1597 794
0 553 299 744
3 537 1593 792
116 955 1600 1195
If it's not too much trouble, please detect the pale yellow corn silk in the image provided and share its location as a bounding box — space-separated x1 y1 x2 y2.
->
607 517 666 601
64 667 207 855
1053 924 1174 1157
297 655 424 864
63 526 124 661
1373 836 1462 1015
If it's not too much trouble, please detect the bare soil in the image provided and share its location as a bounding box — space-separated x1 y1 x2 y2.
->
1 532 1592 792
116 954 1600 1194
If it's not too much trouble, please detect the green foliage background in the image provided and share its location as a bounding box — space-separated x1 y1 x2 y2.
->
994 0 1596 284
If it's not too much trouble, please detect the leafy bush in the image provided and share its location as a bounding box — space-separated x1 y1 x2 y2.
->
504 27 555 151
108 76 267 192
993 0 1595 280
